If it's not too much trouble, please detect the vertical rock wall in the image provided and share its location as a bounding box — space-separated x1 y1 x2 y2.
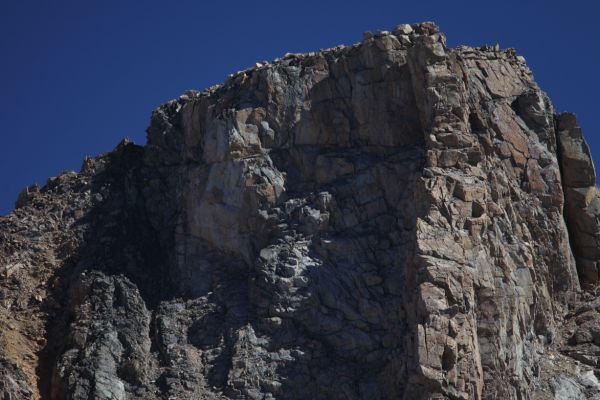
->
404 24 579 399
1 22 599 400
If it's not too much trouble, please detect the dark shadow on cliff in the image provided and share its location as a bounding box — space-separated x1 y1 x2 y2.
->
36 139 176 399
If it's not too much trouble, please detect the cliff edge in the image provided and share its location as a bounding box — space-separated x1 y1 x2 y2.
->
2 22 600 399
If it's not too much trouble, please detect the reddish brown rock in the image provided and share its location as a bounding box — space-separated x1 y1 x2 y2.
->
1 22 599 400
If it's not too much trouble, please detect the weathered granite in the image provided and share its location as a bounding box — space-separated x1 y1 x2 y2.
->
1 22 599 400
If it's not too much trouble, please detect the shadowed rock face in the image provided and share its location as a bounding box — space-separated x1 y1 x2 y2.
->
1 22 600 400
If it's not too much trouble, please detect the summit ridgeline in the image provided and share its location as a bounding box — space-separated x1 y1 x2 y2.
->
2 22 600 400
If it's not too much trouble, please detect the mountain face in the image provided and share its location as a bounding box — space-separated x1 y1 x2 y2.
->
2 22 600 400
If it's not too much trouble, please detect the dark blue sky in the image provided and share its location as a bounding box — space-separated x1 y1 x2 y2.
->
1 0 598 215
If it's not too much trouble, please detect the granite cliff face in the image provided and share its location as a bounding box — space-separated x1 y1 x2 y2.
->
2 22 600 399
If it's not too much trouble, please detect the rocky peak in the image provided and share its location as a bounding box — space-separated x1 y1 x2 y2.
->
1 22 600 399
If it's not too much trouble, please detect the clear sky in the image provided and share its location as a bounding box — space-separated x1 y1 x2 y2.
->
1 0 598 215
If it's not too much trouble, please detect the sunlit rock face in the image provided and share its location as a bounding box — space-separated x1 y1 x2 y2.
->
2 22 600 400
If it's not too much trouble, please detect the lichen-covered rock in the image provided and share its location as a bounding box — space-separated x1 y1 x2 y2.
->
1 22 599 399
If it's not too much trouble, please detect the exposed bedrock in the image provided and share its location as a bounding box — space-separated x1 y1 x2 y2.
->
1 22 600 400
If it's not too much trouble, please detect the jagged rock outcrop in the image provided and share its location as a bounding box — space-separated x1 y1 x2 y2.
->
1 22 600 399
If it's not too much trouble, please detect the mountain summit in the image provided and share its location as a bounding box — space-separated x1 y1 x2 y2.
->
2 22 600 399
